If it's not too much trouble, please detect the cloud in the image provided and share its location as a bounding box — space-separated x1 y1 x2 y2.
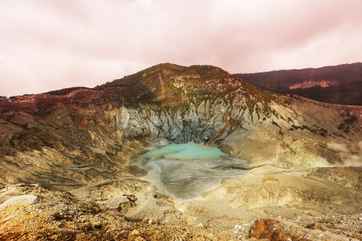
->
0 0 362 96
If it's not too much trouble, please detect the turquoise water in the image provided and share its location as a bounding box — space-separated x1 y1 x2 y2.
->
138 143 248 199
143 143 225 161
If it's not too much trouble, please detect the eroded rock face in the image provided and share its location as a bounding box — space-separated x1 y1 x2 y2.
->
117 66 280 144
1 64 361 166
0 63 361 240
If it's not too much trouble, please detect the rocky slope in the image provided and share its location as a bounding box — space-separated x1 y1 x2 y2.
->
234 62 362 105
0 63 361 240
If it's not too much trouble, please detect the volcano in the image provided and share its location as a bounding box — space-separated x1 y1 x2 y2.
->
0 64 361 241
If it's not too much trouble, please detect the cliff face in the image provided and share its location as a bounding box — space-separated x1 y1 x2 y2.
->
233 62 362 105
0 63 361 187
0 64 362 241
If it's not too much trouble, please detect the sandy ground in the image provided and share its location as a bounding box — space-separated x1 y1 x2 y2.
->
0 161 361 241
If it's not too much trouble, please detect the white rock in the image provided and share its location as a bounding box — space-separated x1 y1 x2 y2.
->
0 195 38 210
106 195 129 209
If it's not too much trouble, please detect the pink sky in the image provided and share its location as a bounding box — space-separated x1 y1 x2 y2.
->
1 0 362 96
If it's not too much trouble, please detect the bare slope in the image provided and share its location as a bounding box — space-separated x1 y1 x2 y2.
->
0 64 361 240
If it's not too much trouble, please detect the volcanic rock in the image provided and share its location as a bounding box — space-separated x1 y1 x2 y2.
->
0 63 361 240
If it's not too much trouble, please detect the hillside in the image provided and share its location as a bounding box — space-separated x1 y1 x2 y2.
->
0 64 361 241
233 62 362 105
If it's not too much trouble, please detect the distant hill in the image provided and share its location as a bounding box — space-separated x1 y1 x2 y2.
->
233 62 362 105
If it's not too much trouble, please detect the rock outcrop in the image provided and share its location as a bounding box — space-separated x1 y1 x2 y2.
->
0 63 361 240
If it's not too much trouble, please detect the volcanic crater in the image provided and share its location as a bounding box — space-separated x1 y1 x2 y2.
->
0 64 361 241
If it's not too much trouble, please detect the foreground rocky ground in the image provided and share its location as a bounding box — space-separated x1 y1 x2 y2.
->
0 64 361 240
0 165 361 241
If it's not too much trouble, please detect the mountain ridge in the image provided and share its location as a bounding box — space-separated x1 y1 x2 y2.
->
233 62 362 105
0 63 362 240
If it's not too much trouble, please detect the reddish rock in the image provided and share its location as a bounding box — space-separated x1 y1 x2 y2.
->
249 219 309 241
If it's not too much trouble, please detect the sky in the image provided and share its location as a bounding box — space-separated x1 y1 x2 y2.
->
1 0 362 96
